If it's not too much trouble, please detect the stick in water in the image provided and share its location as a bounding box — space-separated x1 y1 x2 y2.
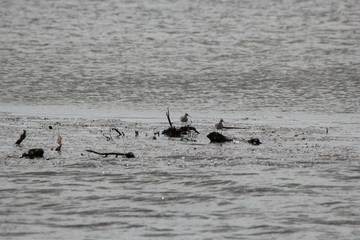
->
15 130 26 145
86 150 135 158
55 135 62 151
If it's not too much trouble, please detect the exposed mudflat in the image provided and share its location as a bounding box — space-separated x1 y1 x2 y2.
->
1 112 359 239
1 112 358 168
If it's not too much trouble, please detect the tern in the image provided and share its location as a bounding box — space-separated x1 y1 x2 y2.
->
180 113 191 125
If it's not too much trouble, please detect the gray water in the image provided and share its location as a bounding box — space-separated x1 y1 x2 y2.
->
1 0 360 239
1 0 359 115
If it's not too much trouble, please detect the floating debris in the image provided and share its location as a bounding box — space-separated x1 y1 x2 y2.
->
162 108 199 138
207 132 232 143
162 126 200 138
15 130 26 145
21 148 44 159
248 138 262 145
55 135 62 151
86 149 135 158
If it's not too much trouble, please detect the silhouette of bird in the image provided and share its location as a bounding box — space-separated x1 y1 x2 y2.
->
180 113 191 125
215 119 224 131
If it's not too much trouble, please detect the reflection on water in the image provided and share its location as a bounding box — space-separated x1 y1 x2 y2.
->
0 0 359 115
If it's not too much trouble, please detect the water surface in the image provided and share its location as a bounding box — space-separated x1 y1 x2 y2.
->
1 0 359 115
0 0 359 239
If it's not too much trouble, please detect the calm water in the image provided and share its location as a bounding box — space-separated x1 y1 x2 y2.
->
1 0 359 115
1 0 360 239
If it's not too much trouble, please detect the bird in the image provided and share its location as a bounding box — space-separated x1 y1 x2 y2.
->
215 119 224 131
180 113 191 125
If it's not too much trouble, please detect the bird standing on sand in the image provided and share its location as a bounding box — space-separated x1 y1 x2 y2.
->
180 113 191 125
215 119 224 131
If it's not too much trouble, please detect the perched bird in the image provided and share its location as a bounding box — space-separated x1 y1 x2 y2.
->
215 119 224 131
180 113 191 125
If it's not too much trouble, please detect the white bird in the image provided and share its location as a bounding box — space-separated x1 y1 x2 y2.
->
215 119 224 131
180 113 191 125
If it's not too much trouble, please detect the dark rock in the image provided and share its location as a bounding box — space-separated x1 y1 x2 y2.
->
22 148 44 159
207 132 232 143
125 152 135 158
248 138 262 145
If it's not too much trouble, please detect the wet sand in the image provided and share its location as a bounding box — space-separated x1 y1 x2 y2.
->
1 111 358 168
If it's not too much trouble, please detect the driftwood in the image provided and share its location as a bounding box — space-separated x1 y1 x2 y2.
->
21 148 44 159
112 128 125 137
162 126 200 137
222 126 250 130
86 150 135 158
15 130 26 145
162 108 199 137
103 128 125 141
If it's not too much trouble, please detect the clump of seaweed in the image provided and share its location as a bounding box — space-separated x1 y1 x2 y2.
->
21 148 44 159
162 108 199 138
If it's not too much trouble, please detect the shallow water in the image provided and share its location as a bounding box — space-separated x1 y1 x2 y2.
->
1 0 359 116
0 0 360 239
1 113 359 240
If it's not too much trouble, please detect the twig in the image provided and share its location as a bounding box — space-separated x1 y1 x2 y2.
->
112 128 124 137
55 135 62 151
166 108 173 128
103 128 113 141
222 126 250 130
86 150 135 158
